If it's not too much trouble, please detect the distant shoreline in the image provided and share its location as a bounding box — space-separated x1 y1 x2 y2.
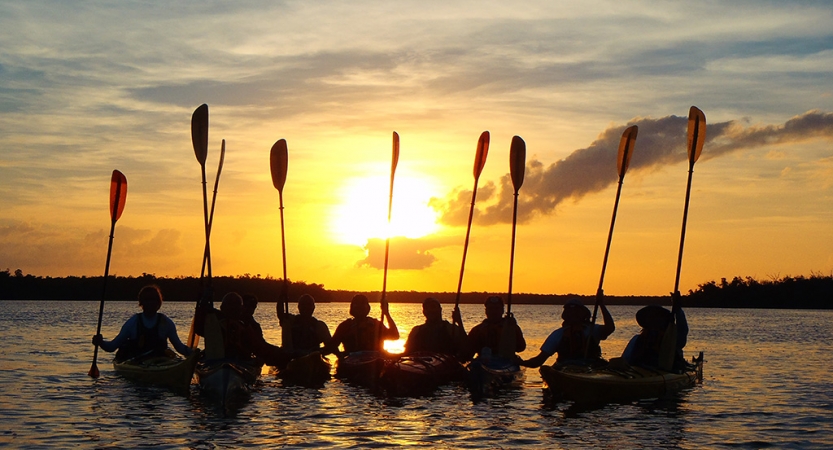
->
2 271 831 308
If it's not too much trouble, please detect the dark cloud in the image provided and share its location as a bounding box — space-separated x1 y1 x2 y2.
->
357 235 459 270
435 110 833 225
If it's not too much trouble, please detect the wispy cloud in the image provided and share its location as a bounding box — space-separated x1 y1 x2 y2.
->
434 111 833 225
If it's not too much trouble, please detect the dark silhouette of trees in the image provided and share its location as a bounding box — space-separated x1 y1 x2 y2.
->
687 274 833 309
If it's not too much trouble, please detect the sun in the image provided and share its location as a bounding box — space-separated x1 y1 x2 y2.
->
331 174 442 246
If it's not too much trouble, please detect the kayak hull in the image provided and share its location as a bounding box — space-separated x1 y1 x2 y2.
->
279 351 332 387
467 356 524 398
112 349 199 390
196 359 262 405
540 352 704 404
379 351 466 397
335 351 386 389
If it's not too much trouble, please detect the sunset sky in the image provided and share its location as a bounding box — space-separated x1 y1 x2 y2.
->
1 1 832 297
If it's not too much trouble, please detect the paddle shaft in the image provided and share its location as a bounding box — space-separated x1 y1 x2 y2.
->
673 160 696 295
381 133 399 320
591 174 624 323
507 191 520 315
89 217 117 377
453 176 481 323
279 189 289 314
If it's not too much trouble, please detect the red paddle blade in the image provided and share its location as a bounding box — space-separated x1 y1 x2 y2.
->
509 136 526 193
687 106 706 164
474 131 490 179
109 170 127 222
617 125 638 178
392 131 400 175
270 139 289 192
191 104 209 165
88 363 100 379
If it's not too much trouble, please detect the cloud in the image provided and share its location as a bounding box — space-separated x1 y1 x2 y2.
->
357 235 458 270
434 110 833 225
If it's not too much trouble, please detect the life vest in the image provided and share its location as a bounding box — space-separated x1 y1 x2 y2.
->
555 323 601 362
407 321 457 354
116 314 167 361
343 317 385 353
289 316 325 353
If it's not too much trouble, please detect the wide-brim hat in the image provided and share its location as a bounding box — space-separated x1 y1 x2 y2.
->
636 304 672 329
562 298 590 321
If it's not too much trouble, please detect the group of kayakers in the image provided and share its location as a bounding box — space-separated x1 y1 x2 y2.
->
93 284 690 378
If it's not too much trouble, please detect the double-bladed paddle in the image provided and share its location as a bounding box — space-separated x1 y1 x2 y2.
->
381 131 400 320
453 131 490 328
89 170 128 378
270 138 290 315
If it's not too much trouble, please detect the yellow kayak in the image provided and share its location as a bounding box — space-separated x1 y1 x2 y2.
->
113 349 199 390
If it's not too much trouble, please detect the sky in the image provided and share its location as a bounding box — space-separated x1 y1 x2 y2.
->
1 1 832 297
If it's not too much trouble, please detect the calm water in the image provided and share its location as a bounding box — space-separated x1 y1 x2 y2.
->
1 301 831 449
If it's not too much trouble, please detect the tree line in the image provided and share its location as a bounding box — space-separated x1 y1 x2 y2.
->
1 269 831 308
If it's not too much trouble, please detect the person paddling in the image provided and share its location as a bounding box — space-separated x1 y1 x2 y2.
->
461 296 526 362
92 285 192 361
521 297 615 369
278 294 332 358
241 294 290 368
195 292 258 361
403 297 467 357
323 294 399 357
621 293 689 372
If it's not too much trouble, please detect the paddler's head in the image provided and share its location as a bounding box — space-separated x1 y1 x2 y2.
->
220 292 244 320
298 294 316 317
242 294 258 317
349 294 371 318
561 298 591 324
484 296 504 321
138 285 163 315
422 297 442 322
636 305 672 332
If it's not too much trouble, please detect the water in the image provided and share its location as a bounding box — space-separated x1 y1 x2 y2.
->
1 301 831 448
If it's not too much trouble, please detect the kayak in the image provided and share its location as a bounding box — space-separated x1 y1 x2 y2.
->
278 351 332 387
335 351 387 389
467 356 524 398
539 352 705 404
196 359 263 406
379 351 466 397
112 349 199 390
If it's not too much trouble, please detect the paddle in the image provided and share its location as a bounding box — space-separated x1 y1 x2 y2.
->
590 125 638 323
186 104 212 349
453 131 490 329
89 170 128 378
381 131 400 321
497 136 525 359
661 106 706 371
270 138 290 316
506 136 525 316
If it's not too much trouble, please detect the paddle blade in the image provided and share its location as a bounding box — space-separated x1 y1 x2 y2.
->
509 136 526 193
474 131 490 179
109 170 127 222
88 362 100 379
191 104 209 165
391 131 400 175
687 106 706 164
617 125 638 178
270 139 289 192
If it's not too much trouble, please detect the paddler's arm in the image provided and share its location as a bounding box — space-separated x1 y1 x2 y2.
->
380 300 399 340
508 316 526 352
672 291 688 350
164 316 193 356
598 296 616 338
521 327 561 368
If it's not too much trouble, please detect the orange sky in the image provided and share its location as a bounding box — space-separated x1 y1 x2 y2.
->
1 2 832 296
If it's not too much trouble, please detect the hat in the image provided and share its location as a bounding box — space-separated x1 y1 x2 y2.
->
636 305 672 330
484 296 504 306
562 298 590 322
423 297 441 308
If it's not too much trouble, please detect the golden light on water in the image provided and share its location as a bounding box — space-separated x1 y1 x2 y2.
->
383 339 405 354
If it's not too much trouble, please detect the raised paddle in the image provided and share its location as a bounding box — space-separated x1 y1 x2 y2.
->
270 138 290 315
453 131 490 329
660 106 706 371
186 104 212 349
381 131 400 320
497 136 525 360
590 125 638 322
89 170 128 378
506 136 526 316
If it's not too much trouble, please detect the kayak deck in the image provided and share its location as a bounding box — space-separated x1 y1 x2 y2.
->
379 351 466 397
540 352 704 404
278 351 332 387
112 349 199 390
